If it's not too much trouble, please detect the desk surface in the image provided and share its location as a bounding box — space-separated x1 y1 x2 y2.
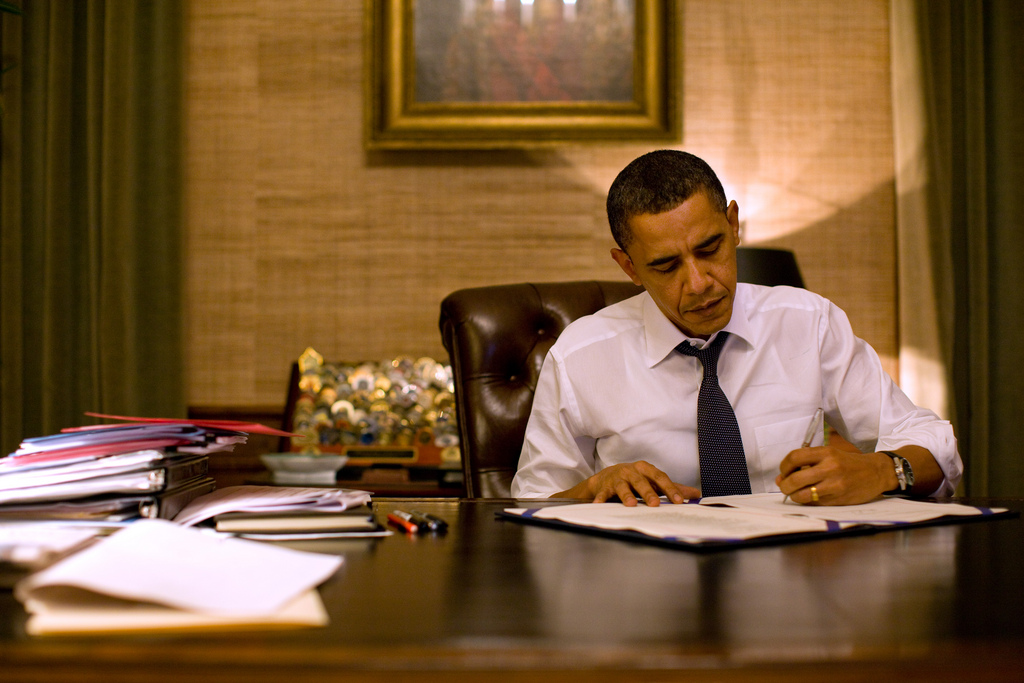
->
2 498 1023 682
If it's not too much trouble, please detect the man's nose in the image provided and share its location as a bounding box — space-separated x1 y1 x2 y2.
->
682 259 713 294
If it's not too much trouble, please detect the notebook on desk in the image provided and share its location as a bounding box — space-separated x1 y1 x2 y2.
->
213 505 377 533
210 504 391 539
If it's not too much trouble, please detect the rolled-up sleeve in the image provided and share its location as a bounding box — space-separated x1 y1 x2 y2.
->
820 301 963 496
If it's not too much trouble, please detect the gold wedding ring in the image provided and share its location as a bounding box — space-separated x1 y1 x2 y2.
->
810 486 819 503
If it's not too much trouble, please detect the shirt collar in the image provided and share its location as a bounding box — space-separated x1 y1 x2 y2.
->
642 284 758 367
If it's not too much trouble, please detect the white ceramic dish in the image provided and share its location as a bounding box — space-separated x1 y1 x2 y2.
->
259 453 348 485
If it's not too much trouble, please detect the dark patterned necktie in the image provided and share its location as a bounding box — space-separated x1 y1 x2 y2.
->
676 332 751 496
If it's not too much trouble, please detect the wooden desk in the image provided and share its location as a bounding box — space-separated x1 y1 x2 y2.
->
2 498 1023 682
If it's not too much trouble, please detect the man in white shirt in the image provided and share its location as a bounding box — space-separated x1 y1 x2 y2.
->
511 150 962 506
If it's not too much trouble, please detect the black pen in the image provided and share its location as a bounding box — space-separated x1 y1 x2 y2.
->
410 509 448 532
423 512 449 531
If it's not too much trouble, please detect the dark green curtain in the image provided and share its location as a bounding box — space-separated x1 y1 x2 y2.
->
910 0 1024 496
0 1 185 456
970 0 1024 496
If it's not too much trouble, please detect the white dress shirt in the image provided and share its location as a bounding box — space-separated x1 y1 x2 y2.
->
511 284 962 498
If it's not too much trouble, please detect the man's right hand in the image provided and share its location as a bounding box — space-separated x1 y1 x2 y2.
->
552 461 699 507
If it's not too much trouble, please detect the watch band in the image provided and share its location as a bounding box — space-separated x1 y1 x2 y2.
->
881 451 913 494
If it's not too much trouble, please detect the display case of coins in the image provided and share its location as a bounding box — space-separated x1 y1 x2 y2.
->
281 348 463 493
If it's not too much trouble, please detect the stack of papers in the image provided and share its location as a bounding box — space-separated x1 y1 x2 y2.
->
14 519 341 635
0 414 297 522
0 423 221 522
172 485 383 539
2 418 374 636
0 451 212 506
502 493 1014 549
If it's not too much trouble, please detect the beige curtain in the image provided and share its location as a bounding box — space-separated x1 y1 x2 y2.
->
0 2 185 456
889 3 961 473
891 0 1024 496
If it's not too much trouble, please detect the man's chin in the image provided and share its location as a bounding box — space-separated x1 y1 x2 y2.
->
679 306 731 338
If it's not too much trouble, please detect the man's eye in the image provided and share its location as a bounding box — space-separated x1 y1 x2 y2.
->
654 263 678 273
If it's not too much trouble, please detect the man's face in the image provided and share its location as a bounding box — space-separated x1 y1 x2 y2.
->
611 192 741 339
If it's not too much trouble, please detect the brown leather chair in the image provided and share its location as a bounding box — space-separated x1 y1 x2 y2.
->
438 248 804 499
439 281 643 498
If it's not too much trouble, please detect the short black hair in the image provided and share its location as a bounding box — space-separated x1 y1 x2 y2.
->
606 150 728 251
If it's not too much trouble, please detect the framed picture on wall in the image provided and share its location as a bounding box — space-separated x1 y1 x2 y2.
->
365 0 679 149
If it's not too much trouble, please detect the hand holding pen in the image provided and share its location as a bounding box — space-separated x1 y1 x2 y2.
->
782 408 823 504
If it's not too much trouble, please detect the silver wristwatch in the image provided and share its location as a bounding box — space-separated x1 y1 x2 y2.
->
882 451 914 494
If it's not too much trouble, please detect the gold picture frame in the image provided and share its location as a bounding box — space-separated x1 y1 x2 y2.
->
365 0 679 149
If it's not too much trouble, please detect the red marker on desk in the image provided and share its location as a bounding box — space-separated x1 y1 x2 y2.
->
386 511 421 534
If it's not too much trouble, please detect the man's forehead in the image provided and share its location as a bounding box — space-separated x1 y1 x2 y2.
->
627 207 728 253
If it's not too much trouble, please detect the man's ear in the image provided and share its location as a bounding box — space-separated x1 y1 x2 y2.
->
727 200 741 246
611 247 643 287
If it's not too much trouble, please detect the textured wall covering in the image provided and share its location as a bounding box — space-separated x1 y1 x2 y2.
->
184 0 895 409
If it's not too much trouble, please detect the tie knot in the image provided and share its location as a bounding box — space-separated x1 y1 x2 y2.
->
676 331 729 365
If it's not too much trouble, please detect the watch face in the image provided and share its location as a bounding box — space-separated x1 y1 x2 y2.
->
900 457 915 487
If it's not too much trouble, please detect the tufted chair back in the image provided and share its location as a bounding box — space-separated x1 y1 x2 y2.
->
438 281 643 498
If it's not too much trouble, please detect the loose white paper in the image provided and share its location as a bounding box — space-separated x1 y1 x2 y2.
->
701 492 1000 524
506 502 829 542
16 519 342 617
